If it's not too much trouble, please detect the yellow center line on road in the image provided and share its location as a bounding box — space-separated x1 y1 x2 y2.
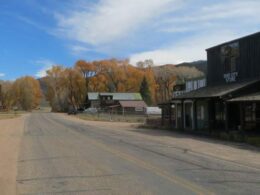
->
44 114 214 195
82 134 214 195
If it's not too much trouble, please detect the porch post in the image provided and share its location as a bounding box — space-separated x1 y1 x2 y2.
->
208 99 214 131
192 100 197 130
180 101 184 130
240 102 244 130
224 102 229 131
169 103 172 127
161 106 164 126
183 102 186 129
175 103 178 129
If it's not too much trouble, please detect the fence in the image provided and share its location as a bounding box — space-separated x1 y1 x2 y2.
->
77 109 161 123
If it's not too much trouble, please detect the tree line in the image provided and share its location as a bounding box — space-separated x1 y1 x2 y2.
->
0 76 41 111
0 59 203 112
43 59 203 112
43 59 156 112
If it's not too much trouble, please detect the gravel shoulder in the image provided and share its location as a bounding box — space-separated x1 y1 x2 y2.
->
0 115 28 195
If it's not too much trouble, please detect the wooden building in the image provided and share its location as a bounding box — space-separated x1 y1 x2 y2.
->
172 77 206 98
161 32 260 132
87 92 147 115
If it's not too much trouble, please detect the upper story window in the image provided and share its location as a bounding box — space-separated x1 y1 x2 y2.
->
101 96 111 100
221 42 239 73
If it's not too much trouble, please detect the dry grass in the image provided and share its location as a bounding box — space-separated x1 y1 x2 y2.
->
0 110 28 120
76 113 148 123
0 113 20 120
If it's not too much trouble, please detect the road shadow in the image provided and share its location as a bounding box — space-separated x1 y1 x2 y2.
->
130 127 260 153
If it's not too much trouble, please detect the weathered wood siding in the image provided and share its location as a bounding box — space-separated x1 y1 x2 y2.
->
207 32 260 86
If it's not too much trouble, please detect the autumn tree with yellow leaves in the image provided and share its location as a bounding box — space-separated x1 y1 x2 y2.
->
40 58 204 111
65 68 86 110
44 66 86 112
12 76 42 110
0 81 15 110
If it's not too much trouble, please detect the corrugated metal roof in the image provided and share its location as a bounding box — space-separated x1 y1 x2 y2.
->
119 100 147 108
100 93 142 100
228 92 260 102
87 92 142 100
173 79 260 100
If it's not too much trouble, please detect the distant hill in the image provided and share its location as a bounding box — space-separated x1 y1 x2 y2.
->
38 78 47 95
38 78 50 108
152 60 207 81
176 60 207 74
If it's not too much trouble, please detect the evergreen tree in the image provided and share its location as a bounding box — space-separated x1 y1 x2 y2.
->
139 77 152 105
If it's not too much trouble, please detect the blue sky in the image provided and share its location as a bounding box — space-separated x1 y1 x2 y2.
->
0 0 259 80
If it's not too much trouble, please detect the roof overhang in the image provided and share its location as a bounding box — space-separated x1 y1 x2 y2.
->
172 79 260 100
228 92 260 102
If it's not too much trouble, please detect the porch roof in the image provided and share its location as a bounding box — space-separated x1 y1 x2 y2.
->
228 92 260 102
172 79 260 100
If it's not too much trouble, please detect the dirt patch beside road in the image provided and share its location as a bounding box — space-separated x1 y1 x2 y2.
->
0 113 20 120
0 115 27 195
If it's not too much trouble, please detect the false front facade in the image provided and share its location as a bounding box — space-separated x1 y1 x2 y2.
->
161 31 260 132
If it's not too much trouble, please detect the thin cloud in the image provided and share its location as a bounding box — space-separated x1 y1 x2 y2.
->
70 45 91 55
130 0 260 65
130 30 243 65
53 0 260 64
55 0 179 46
0 73 5 77
16 15 48 31
160 0 260 33
35 59 55 78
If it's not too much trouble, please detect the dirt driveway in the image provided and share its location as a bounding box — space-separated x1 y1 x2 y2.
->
0 115 27 195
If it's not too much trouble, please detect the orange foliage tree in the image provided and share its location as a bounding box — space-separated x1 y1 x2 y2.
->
12 76 42 110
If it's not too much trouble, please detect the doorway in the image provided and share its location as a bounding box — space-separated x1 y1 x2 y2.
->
184 102 193 129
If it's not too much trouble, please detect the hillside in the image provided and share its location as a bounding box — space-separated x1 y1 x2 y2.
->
38 78 47 95
176 60 207 74
152 60 206 81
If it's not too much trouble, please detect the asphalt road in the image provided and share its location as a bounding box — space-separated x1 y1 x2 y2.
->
16 113 260 195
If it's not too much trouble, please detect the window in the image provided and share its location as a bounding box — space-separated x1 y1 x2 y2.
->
193 81 198 90
197 105 204 120
186 82 193 92
215 102 225 121
245 103 256 122
221 42 239 73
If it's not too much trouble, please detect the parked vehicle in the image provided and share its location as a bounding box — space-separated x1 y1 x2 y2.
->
68 108 77 115
83 108 98 114
77 107 85 113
